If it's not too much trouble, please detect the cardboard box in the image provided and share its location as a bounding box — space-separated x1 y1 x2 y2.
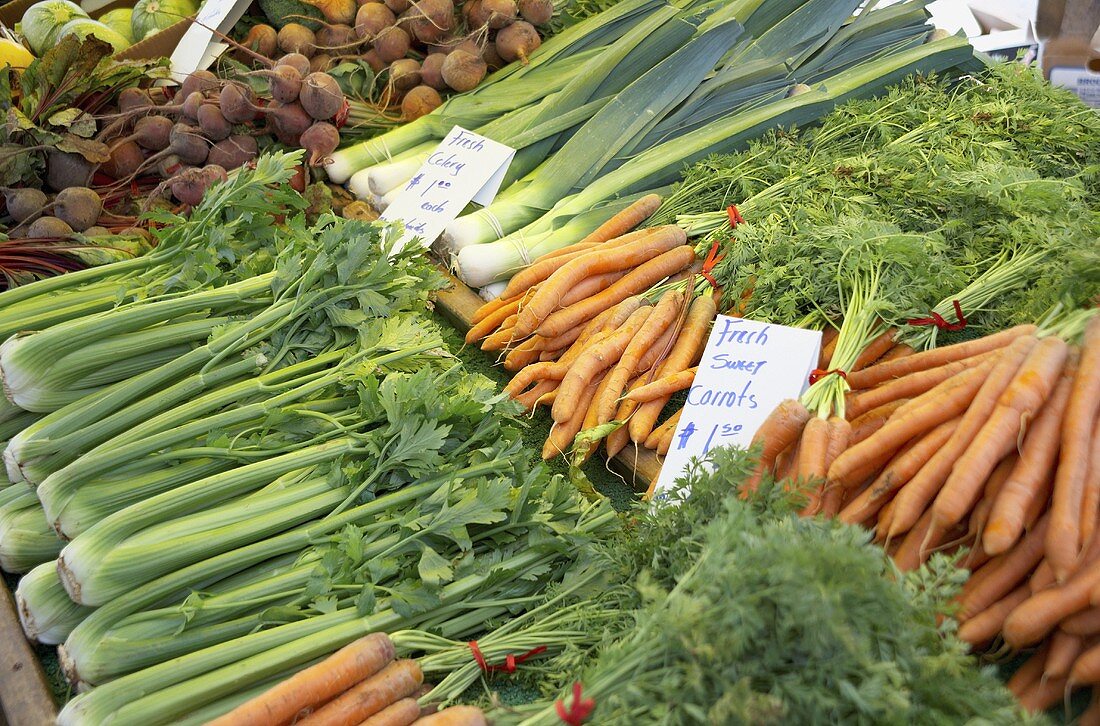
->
0 0 193 62
1036 0 1100 106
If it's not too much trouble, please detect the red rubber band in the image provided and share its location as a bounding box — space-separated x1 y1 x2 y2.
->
555 682 595 725
809 368 847 385
468 641 547 674
907 300 967 332
727 204 744 227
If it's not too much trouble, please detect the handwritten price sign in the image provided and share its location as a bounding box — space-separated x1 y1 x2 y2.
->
381 126 515 253
651 315 822 499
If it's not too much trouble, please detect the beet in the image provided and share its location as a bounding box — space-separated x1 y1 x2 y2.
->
449 38 480 56
240 24 278 58
299 72 345 120
266 102 314 146
495 20 539 63
384 0 410 12
310 53 334 72
53 187 102 231
300 122 340 165
354 2 395 40
117 87 153 114
373 25 410 63
170 123 209 165
83 226 109 237
482 41 505 70
3 188 47 224
170 166 222 206
400 85 441 120
316 24 359 49
480 0 516 29
181 91 206 122
387 58 420 91
440 49 485 92
220 83 260 124
517 0 551 25
134 115 173 151
462 0 482 26
179 70 220 100
155 154 182 179
361 49 385 72
197 104 233 141
46 151 94 192
276 53 312 76
102 140 145 179
319 0 358 25
278 24 316 57
27 216 73 238
207 134 259 170
420 52 447 90
257 64 303 104
406 0 454 43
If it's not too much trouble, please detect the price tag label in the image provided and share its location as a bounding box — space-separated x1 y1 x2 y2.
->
651 315 822 499
381 126 515 253
169 0 253 80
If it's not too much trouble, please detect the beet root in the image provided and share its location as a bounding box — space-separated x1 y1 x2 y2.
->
46 151 95 192
278 24 316 57
220 83 260 124
239 24 278 58
300 122 340 166
496 20 540 63
207 135 259 170
441 50 486 92
53 187 103 232
3 188 48 224
134 115 174 151
265 101 314 146
102 140 146 179
197 104 233 141
170 123 210 165
400 85 441 120
299 72 345 120
276 53 312 76
27 216 74 238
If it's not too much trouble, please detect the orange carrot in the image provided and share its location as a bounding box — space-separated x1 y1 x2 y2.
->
1003 558 1100 648
958 514 1049 621
298 660 423 726
480 317 520 351
816 417 853 517
984 364 1076 555
500 228 652 301
356 698 421 726
466 297 522 344
844 350 996 420
892 507 956 571
574 371 618 464
1080 688 1100 726
966 452 1016 544
558 270 629 308
819 328 839 369
848 399 909 445
887 335 1039 538
552 306 652 423
1062 608 1100 636
577 194 662 245
503 343 542 372
844 324 1036 390
409 705 488 726
1045 629 1085 680
470 292 516 326
957 584 1030 647
596 290 684 425
207 633 395 726
515 379 558 411
1073 642 1100 686
745 399 812 491
645 407 680 449
838 418 959 526
625 367 698 404
933 336 1068 531
514 226 685 338
878 344 915 363
774 439 800 484
1006 643 1048 697
794 417 830 514
1031 559 1055 594
656 410 682 455
543 379 601 460
892 353 1002 420
1081 423 1100 556
851 327 897 372
536 245 697 339
1017 674 1070 713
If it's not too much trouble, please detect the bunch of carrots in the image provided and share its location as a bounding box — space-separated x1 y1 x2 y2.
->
204 633 486 726
751 315 1100 716
467 195 719 462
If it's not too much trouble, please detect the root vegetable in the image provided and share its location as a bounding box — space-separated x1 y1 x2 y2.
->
401 85 441 120
482 41 504 70
196 104 232 141
403 0 454 43
480 0 516 29
301 122 340 165
276 52 312 76
169 165 226 206
310 53 333 72
316 23 358 48
239 24 277 58
373 25 410 62
361 49 385 72
265 101 314 145
180 91 205 121
220 83 260 124
83 226 109 236
102 140 145 179
27 216 73 238
387 58 420 91
207 134 258 169
169 122 209 165
133 115 173 151
316 0 358 24
384 0 410 12
278 23 316 57
440 49 485 91
3 188 47 224
495 20 539 63
420 53 447 89
518 0 551 25
354 2 394 39
46 151 94 192
154 153 181 178
254 64 303 103
179 70 220 100
299 72 345 120
53 187 103 232
117 87 153 114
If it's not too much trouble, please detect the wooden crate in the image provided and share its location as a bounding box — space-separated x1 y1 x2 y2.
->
0 581 56 726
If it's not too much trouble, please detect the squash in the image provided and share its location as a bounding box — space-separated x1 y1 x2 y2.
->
57 17 131 52
130 0 197 41
21 0 88 55
98 8 135 44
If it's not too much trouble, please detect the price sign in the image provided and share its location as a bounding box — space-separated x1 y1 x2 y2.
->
381 126 515 253
651 315 822 499
169 0 253 79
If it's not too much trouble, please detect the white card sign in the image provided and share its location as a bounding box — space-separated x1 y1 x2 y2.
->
381 127 515 253
651 315 822 499
169 0 252 80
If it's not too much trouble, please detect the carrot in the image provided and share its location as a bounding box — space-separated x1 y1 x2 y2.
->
793 417 830 513
503 343 542 372
878 343 915 363
552 306 652 423
1080 689 1100 726
968 455 1017 544
844 324 1037 390
957 584 1030 646
875 498 897 543
466 297 522 344
207 633 396 726
892 352 1002 420
1006 643 1048 697
1073 642 1100 686
958 514 1049 621
744 399 812 491
514 226 685 338
819 328 839 369
574 371 618 464
504 361 566 398
887 335 1040 538
838 418 959 526
848 398 909 445
515 379 558 411
480 316 519 351
774 439 800 484
827 353 1002 490
500 228 652 300
527 241 599 263
815 418 853 517
1062 608 1100 636
633 321 679 374
1045 629 1085 680
851 327 897 372
298 660 423 726
578 194 662 244
933 336 1068 531
1017 674 1070 713
892 507 954 571
596 290 684 425
656 409 682 455
596 296 646 333
843 350 996 420
1081 423 1100 556
984 365 1076 555
356 698 421 726
558 270 629 308
1031 559 1055 594
409 705 488 726
1050 330 1100 582
645 407 681 449
543 379 601 460
626 367 698 404
1003 559 1100 648
529 326 585 354
536 245 697 340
